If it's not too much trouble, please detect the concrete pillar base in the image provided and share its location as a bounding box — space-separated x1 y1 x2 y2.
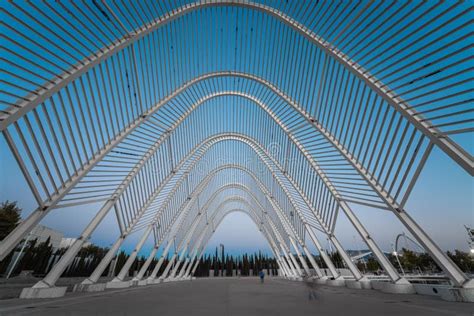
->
137 280 148 286
73 282 106 293
346 279 372 290
371 280 385 290
105 280 131 289
439 287 474 302
373 281 415 294
134 279 148 286
146 278 162 285
20 286 67 299
412 284 450 297
287 276 299 281
130 278 150 287
326 278 346 287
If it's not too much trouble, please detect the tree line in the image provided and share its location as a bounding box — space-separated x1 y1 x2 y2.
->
0 236 171 278
193 248 279 276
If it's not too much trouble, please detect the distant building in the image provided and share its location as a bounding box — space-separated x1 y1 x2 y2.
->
22 226 92 251
29 225 63 250
59 237 91 249
465 225 474 254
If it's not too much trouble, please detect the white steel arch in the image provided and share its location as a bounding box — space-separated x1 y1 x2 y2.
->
4 84 469 288
1 1 470 178
1 0 472 300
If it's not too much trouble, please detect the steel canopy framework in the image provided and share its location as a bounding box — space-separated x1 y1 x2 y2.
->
0 0 473 298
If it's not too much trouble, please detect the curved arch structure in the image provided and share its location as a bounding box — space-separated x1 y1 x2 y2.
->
1 0 472 300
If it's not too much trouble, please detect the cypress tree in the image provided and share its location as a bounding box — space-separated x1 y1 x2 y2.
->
33 237 53 275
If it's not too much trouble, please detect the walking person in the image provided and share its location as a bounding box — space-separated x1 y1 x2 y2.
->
259 270 265 283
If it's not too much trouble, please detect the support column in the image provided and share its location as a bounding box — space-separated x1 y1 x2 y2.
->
87 236 125 284
190 249 204 276
339 202 406 283
281 253 297 277
338 202 414 293
20 199 116 299
328 235 371 289
278 256 293 277
302 246 323 278
132 244 159 284
0 208 47 261
265 214 302 278
269 243 290 277
177 258 190 278
147 241 173 283
395 210 474 289
264 226 291 277
184 257 196 278
168 246 187 279
287 249 302 277
74 235 126 292
274 246 292 277
147 199 191 283
267 219 300 277
276 258 288 277
289 238 311 277
280 244 299 277
184 255 198 278
160 253 177 280
106 225 153 288
166 209 204 280
305 227 341 280
183 227 208 279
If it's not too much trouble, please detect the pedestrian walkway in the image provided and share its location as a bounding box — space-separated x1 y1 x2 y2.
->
0 278 471 315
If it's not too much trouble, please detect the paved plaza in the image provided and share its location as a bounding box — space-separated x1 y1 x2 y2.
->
0 278 471 316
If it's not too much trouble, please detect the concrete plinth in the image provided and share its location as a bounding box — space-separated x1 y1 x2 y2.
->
106 280 131 289
292 276 303 282
371 280 385 290
412 284 450 297
326 278 346 287
20 286 67 299
438 287 474 302
131 279 148 286
374 281 416 294
346 279 372 290
146 278 162 285
73 282 107 293
130 279 150 287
